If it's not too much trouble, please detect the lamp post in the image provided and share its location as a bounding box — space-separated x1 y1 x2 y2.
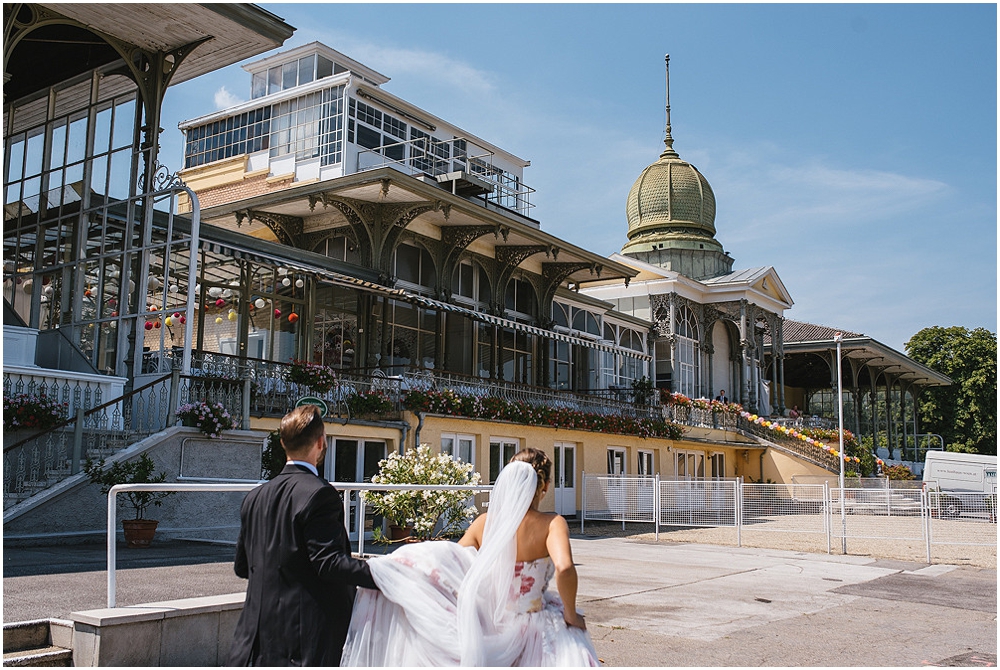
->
834 331 846 553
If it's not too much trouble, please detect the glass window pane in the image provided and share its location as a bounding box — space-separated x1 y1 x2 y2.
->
395 244 421 284
24 129 44 177
49 119 67 169
282 61 297 90
90 155 108 197
356 124 381 150
335 440 358 483
363 442 384 481
94 105 112 155
67 114 88 165
252 72 266 99
268 67 281 95
111 98 135 150
108 148 131 201
298 55 315 85
7 137 25 183
317 56 333 79
459 438 473 464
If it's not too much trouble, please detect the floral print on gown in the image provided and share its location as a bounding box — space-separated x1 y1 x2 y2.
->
342 543 599 667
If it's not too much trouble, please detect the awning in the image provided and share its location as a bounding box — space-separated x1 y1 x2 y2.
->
198 237 650 361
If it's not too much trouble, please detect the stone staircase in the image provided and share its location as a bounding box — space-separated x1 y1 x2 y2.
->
2 620 73 667
4 432 134 510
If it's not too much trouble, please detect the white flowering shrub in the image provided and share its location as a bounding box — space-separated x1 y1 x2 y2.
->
364 443 481 539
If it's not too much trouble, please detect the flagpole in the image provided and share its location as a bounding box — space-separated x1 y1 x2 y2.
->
834 332 846 553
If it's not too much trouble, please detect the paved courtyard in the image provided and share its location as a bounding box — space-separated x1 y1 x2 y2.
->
3 534 996 666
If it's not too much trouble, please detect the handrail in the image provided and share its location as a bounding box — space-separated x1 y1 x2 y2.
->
4 371 174 453
104 481 492 608
107 482 262 607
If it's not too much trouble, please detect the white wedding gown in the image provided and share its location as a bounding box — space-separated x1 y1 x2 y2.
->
342 462 599 666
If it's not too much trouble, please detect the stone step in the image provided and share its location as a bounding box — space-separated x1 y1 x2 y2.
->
2 620 73 668
2 645 72 667
2 620 48 653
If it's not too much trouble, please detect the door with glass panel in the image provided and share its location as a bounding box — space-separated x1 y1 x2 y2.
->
553 442 577 516
330 439 386 541
674 449 707 515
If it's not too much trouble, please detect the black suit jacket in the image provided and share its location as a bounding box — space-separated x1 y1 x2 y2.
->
227 463 376 666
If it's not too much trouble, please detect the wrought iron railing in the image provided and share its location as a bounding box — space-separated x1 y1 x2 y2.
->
4 373 174 511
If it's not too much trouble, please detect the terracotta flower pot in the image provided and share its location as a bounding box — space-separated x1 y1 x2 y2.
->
388 525 412 541
122 519 159 548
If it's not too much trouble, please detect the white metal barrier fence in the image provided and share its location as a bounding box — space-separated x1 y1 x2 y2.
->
926 491 997 547
581 475 997 563
105 481 492 608
659 479 741 546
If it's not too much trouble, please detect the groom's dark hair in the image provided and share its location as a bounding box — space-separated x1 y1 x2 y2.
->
510 448 551 497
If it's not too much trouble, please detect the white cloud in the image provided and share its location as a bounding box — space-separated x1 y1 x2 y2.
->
214 86 242 110
705 144 950 244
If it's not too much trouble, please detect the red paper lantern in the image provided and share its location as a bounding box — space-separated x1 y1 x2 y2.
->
215 298 226 307
288 312 299 323
144 321 153 330
273 308 282 318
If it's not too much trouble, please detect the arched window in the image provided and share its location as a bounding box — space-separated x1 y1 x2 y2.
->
504 277 535 317
571 308 600 336
676 306 700 397
452 260 490 306
551 302 570 328
394 242 436 291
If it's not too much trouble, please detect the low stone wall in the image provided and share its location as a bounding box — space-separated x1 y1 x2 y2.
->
70 593 245 666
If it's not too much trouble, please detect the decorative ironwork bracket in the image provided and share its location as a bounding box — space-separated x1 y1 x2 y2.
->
234 209 304 247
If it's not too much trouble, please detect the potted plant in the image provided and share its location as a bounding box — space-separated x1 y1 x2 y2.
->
3 393 68 441
364 444 480 541
84 453 174 548
287 360 338 394
175 400 235 437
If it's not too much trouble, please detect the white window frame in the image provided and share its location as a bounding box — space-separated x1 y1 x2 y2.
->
441 432 476 465
709 452 725 479
489 437 519 483
607 447 627 475
638 449 655 477
675 449 706 480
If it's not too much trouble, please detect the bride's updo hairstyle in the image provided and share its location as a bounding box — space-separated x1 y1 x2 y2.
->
509 448 551 498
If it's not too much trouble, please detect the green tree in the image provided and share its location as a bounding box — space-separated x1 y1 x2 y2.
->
905 326 996 455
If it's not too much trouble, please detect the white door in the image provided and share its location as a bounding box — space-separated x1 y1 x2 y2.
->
330 439 386 541
553 442 576 516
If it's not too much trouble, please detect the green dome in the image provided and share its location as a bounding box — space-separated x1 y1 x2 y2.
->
624 146 717 246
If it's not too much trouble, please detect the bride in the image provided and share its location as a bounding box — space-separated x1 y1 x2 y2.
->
342 448 599 666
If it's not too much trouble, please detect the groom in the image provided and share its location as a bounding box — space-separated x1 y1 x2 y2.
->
227 405 377 666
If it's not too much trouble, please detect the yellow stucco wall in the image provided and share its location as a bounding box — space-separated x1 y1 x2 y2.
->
249 413 832 511
762 447 834 484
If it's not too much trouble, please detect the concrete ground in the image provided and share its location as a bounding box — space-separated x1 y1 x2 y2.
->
3 534 996 667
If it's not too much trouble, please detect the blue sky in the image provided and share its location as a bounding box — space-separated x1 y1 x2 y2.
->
160 3 997 351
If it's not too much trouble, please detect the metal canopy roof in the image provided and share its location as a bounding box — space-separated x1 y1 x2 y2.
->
194 222 647 360
767 320 951 389
6 4 294 102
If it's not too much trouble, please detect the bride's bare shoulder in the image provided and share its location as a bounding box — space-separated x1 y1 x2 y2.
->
458 511 488 548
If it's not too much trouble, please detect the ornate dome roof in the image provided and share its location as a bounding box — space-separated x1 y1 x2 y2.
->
620 56 732 279
624 142 717 245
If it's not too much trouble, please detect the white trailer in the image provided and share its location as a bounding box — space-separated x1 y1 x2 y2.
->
922 451 997 493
